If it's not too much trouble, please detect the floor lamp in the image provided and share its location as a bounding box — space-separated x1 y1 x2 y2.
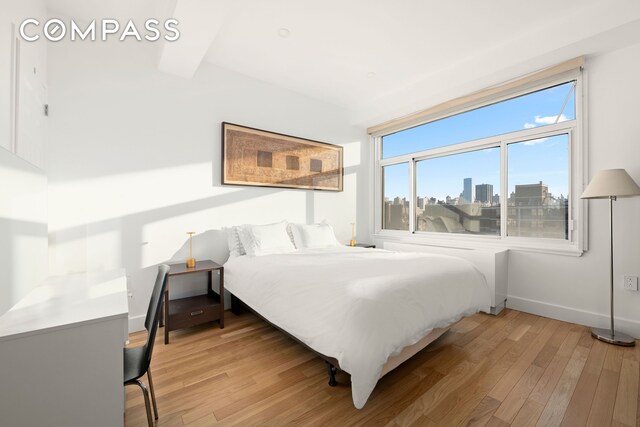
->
581 168 640 346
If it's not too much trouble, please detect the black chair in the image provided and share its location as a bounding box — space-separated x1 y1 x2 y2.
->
124 264 169 427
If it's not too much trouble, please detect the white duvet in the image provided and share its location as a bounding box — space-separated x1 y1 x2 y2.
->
224 246 491 408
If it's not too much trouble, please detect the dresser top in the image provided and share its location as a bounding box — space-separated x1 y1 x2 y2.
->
0 269 128 342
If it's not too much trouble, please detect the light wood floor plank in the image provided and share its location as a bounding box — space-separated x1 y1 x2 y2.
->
535 344 589 427
511 400 544 427
462 395 502 427
560 339 608 427
528 330 581 406
585 344 625 427
611 351 639 426
493 364 545 423
122 310 639 427
487 319 559 401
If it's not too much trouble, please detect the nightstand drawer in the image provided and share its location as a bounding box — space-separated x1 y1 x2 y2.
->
167 294 221 331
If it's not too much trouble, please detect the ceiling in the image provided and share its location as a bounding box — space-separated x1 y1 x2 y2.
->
46 0 640 126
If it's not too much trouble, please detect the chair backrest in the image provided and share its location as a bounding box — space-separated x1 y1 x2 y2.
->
141 264 170 370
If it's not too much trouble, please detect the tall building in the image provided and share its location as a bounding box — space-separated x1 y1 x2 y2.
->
384 200 408 230
417 196 425 210
462 178 472 204
475 184 493 204
514 181 548 206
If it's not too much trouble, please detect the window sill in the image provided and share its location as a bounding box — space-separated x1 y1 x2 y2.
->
372 231 584 257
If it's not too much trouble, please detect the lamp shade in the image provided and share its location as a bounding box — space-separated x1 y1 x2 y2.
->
581 169 640 199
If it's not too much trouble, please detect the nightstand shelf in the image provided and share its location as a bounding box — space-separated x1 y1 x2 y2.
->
350 243 376 248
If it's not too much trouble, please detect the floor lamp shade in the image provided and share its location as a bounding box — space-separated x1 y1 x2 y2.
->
581 169 640 199
581 168 640 346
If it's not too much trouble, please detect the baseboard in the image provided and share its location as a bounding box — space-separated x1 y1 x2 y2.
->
507 295 640 339
128 315 146 333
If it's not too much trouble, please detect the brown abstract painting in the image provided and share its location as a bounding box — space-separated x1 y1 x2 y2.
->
222 123 343 191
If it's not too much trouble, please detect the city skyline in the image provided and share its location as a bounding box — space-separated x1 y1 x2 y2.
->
384 178 569 239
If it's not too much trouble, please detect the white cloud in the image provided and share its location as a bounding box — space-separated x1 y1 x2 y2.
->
522 137 548 146
534 114 567 125
523 113 568 130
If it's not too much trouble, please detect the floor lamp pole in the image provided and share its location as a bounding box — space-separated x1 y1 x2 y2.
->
609 196 614 335
591 195 635 346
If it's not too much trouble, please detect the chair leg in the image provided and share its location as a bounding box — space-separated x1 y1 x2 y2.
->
147 369 159 420
133 380 154 427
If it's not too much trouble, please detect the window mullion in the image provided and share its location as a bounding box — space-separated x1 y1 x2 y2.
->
500 141 508 239
409 158 416 233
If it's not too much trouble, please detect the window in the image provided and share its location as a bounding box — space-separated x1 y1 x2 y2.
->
416 147 501 236
507 135 569 239
383 163 409 230
373 72 583 253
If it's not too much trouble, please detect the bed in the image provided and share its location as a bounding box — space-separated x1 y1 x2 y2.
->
224 241 491 409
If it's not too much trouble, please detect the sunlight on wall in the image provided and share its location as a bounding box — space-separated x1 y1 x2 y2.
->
0 149 48 315
343 140 362 168
48 161 235 231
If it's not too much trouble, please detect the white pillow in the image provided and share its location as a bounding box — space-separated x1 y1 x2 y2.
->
223 226 245 258
236 226 253 256
242 221 296 257
290 222 340 249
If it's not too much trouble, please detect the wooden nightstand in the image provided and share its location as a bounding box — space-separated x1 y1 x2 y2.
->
162 260 224 344
349 243 376 248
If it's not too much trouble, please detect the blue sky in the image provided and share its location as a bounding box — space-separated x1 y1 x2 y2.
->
383 82 574 201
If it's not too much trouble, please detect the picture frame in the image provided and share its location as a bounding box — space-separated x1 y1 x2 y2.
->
221 122 343 192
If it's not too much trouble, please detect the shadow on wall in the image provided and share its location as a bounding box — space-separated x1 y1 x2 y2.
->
166 229 232 305
50 187 285 267
169 229 229 265
49 188 284 322
50 162 362 270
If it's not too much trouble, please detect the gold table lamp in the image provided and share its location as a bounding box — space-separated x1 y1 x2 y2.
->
186 232 196 268
349 222 357 247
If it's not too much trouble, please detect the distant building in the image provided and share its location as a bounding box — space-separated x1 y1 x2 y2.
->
384 200 408 230
417 197 425 210
475 184 493 204
462 178 473 204
508 181 566 239
393 196 401 205
514 181 548 206
492 194 500 205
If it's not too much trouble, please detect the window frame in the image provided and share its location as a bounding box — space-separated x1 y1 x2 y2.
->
371 70 586 256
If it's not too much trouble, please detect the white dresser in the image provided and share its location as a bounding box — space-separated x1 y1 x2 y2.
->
383 242 509 315
0 270 128 427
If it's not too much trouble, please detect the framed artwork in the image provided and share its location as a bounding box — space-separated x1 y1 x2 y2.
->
221 122 343 191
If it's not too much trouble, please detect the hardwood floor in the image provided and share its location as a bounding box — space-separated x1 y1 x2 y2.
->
125 309 640 426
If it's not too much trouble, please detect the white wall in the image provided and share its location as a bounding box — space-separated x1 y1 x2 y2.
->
46 39 369 331
505 43 640 337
